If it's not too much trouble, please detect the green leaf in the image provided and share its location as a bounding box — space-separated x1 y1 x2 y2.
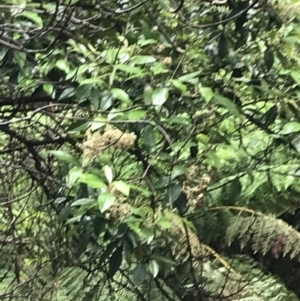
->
177 70 202 83
263 105 278 126
157 216 171 229
199 86 214 103
56 59 69 73
98 192 116 213
137 39 157 46
48 150 79 166
264 48 274 71
151 255 176 265
113 181 130 196
127 110 147 120
291 71 300 86
100 90 114 110
149 260 159 278
151 62 168 75
133 262 147 285
168 184 182 203
0 46 8 61
103 165 113 184
43 84 54 96
143 85 153 104
111 88 131 103
171 166 187 179
76 84 92 103
80 174 106 189
66 167 82 188
142 125 156 151
59 87 76 100
79 78 103 86
130 55 156 65
77 230 91 256
152 87 169 107
66 215 82 224
109 246 123 278
20 11 43 26
71 198 96 207
281 121 300 135
68 120 90 133
169 79 187 94
58 205 71 223
14 52 26 68
115 64 145 75
214 94 241 117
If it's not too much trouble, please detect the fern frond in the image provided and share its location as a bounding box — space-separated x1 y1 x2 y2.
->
226 209 300 259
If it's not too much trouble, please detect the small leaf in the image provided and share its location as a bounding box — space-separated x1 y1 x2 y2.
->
80 174 106 189
263 105 278 126
152 87 169 107
20 11 43 26
77 230 91 256
103 165 113 184
127 110 147 120
281 121 300 135
68 120 90 133
66 167 82 188
58 205 71 223
264 48 274 71
76 84 92 104
109 246 123 278
98 192 116 213
48 150 79 166
14 52 26 68
66 215 82 224
177 70 202 83
0 46 8 61
59 87 76 100
151 255 176 265
168 184 182 203
137 39 157 46
199 86 214 103
171 166 187 179
214 94 241 117
116 64 144 75
43 84 54 96
143 85 153 104
111 88 131 103
56 59 69 73
130 55 156 65
157 217 171 229
169 79 187 94
113 181 130 196
151 62 168 75
80 78 103 85
133 262 147 285
71 198 96 207
149 260 159 278
291 71 300 86
142 126 156 151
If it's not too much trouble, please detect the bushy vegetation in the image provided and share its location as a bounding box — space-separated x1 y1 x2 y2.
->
1 0 300 300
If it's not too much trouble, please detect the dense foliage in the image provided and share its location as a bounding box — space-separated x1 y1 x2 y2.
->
2 0 300 300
